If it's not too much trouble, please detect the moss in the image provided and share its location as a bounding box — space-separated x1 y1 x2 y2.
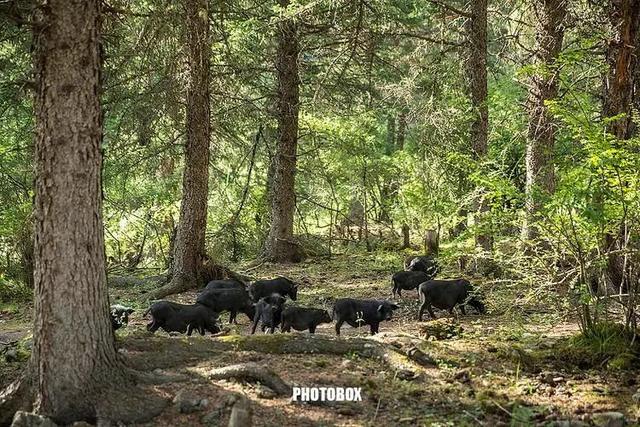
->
557 322 638 370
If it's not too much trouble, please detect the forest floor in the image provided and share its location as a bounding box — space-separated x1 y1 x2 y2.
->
1 252 639 426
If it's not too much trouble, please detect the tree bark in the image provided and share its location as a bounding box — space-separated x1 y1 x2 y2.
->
151 0 213 298
602 0 640 292
466 0 493 252
396 112 406 151
264 0 303 263
603 0 640 139
0 1 166 423
522 0 567 240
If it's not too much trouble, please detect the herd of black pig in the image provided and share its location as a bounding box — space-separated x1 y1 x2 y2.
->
109 255 486 337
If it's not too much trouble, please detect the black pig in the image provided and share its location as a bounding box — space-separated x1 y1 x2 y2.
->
391 271 431 297
250 294 286 334
197 288 255 324
333 298 399 336
144 301 220 336
249 277 299 302
281 307 332 333
417 279 485 321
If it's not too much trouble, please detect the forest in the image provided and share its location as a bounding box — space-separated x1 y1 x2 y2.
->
0 0 639 425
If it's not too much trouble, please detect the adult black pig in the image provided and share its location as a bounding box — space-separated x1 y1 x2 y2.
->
281 307 332 333
250 294 286 334
249 277 299 302
405 255 439 278
417 279 485 321
144 301 220 335
197 287 255 324
391 270 431 297
204 279 246 291
333 298 399 335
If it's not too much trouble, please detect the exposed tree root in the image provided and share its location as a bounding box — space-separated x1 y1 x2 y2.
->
0 368 168 426
123 333 434 375
208 363 292 396
144 262 254 301
95 383 167 424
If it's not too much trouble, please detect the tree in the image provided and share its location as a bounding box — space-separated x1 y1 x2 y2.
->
150 0 212 297
603 0 640 139
601 0 640 290
0 0 164 423
522 0 567 240
263 0 303 263
466 0 493 252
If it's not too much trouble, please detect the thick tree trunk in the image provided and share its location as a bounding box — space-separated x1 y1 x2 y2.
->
522 0 566 240
0 1 166 424
603 0 640 139
264 0 303 263
466 0 492 252
602 0 640 292
151 0 213 298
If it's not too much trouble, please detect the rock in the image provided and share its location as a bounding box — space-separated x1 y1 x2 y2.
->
337 406 357 416
398 417 415 423
406 346 437 366
552 376 565 384
454 369 471 383
256 385 277 399
11 412 58 427
396 369 418 381
173 389 208 414
417 318 463 340
5 348 18 362
592 412 625 427
549 421 588 427
201 409 223 427
340 359 354 369
228 396 252 427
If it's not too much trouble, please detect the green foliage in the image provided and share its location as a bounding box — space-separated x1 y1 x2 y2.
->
0 276 31 303
562 322 638 370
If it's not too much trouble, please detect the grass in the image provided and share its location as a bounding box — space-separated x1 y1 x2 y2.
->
561 321 639 370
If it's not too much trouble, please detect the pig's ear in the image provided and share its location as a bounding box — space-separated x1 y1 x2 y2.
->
377 304 384 313
390 304 400 310
293 283 299 289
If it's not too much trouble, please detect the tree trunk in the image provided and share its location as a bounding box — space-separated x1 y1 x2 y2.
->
401 223 410 249
386 114 396 153
396 112 406 151
0 1 166 423
264 0 303 263
522 0 567 240
424 229 439 255
602 0 640 292
466 0 493 252
151 0 213 298
603 0 640 139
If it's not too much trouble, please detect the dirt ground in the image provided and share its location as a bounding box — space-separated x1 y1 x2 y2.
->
1 253 639 426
